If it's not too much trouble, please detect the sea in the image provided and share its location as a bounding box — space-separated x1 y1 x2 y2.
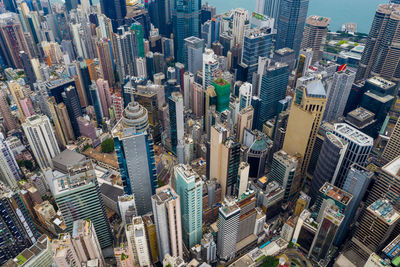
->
203 0 389 34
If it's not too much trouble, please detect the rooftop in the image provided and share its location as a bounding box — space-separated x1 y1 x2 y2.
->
334 123 374 146
383 233 400 258
305 79 326 98
306 15 331 27
367 76 396 89
320 182 353 206
368 199 400 225
383 156 400 177
347 107 375 121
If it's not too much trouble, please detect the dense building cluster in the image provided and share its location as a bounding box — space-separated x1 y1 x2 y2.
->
0 0 399 266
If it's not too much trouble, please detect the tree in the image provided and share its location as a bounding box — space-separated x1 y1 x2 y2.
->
262 256 279 267
101 138 115 153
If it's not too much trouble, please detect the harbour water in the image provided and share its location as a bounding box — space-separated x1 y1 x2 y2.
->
203 0 388 34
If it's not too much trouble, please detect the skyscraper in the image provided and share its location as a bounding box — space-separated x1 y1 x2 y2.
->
54 161 113 249
0 183 39 265
184 37 204 75
203 49 219 90
331 123 373 188
89 84 104 125
48 98 75 149
261 0 281 24
257 61 289 129
96 79 112 119
217 198 240 261
174 164 203 248
151 185 183 260
172 0 201 62
62 86 83 138
0 88 17 133
276 0 309 56
241 26 274 82
323 69 356 122
96 39 115 86
382 117 400 162
237 106 254 143
283 79 326 181
112 100 157 215
213 78 231 112
301 16 330 63
19 51 36 88
168 92 184 161
309 133 347 203
232 8 248 47
22 115 60 170
126 217 152 266
356 4 400 83
99 0 127 31
0 133 21 188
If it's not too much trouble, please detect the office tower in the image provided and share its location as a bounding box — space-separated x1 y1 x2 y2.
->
183 72 194 108
19 51 35 88
142 215 159 264
276 0 309 56
20 98 34 118
99 0 127 30
191 82 204 117
8 81 26 123
96 79 112 119
257 62 289 130
174 164 203 248
309 207 344 262
0 134 20 188
323 69 356 122
89 84 104 125
96 39 115 86
212 78 230 112
114 29 138 79
261 0 281 24
283 80 326 180
217 198 240 261
331 123 373 188
62 86 83 138
356 4 400 83
52 233 82 267
151 185 183 260
301 16 330 63
242 26 274 82
22 115 60 170
168 92 184 159
232 8 248 46
237 106 254 143
72 219 105 267
4 234 53 267
237 162 250 197
309 133 347 203
131 23 145 58
269 150 299 203
172 0 200 63
0 89 17 132
126 217 151 266
351 199 400 261
112 100 157 215
239 82 252 110
0 183 39 265
294 192 310 216
48 97 75 148
117 195 136 226
203 49 219 90
136 57 147 78
383 117 400 162
0 13 31 68
54 162 113 249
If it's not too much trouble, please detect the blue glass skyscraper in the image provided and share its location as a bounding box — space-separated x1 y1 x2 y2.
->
173 0 201 63
112 99 157 215
276 0 309 57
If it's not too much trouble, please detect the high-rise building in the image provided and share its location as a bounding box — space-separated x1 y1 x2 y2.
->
99 0 127 31
331 123 373 188
0 183 39 265
232 8 248 46
22 115 60 170
261 0 281 24
0 88 17 133
62 86 83 138
356 4 400 83
242 26 274 82
151 185 183 260
323 69 356 122
96 39 115 86
112 100 157 215
269 150 299 203
52 233 82 267
174 164 203 248
8 81 26 123
0 133 20 188
96 79 112 119
19 51 36 88
184 37 204 75
257 61 289 129
309 133 347 203
283 79 326 181
301 16 330 63
126 217 152 266
72 219 105 266
382 117 400 162
237 106 254 143
54 162 113 249
276 0 309 56
217 198 240 261
169 92 184 159
172 0 200 63
89 84 104 125
212 78 231 112
239 82 252 110
203 49 219 90
47 97 75 148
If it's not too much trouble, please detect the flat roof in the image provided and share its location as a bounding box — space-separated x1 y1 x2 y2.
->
383 156 400 177
320 182 352 205
334 123 374 146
